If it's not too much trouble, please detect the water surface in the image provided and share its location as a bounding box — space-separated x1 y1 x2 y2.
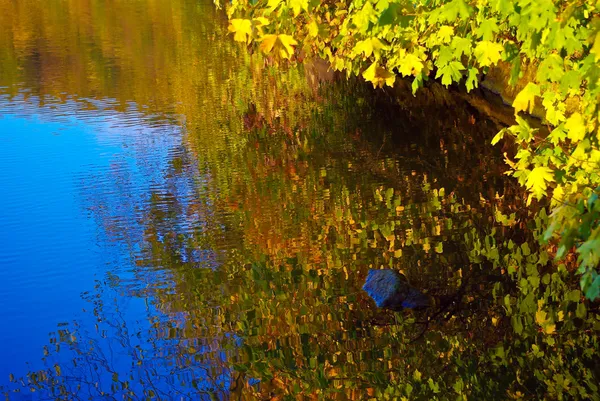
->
0 0 559 399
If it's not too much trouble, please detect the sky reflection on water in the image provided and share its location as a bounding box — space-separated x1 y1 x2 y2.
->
0 96 227 397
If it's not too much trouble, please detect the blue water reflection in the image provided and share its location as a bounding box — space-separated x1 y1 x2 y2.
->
0 96 226 398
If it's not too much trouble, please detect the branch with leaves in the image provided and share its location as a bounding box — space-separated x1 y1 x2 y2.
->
218 0 600 300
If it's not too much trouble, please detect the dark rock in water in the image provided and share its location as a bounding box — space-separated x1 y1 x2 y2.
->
362 269 431 311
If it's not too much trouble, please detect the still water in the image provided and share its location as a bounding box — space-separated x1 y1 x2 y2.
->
2 0 594 400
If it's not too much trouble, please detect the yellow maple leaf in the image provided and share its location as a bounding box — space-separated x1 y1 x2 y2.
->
525 166 554 202
278 34 298 59
352 37 389 60
564 112 586 142
362 62 395 88
398 53 424 77
308 20 319 37
289 0 308 16
228 19 253 43
474 40 504 67
253 17 269 27
513 83 540 114
260 34 278 53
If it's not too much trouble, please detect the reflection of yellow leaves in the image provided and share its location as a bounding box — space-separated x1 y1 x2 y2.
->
535 309 547 325
325 366 340 378
535 308 556 334
508 391 525 399
543 324 556 334
260 34 298 59
272 377 285 389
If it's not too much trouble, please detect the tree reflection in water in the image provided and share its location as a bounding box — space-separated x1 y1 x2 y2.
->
0 0 598 399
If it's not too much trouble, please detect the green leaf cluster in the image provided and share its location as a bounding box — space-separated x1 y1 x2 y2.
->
218 0 600 300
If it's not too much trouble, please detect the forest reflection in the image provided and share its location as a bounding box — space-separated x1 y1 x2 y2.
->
1 0 598 400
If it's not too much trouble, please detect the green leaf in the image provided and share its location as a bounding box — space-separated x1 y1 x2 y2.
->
474 41 504 67
512 315 523 334
559 70 582 94
436 61 464 86
576 302 587 318
567 290 581 302
428 378 440 393
513 83 540 114
451 36 473 57
438 25 455 44
436 0 473 22
436 46 455 67
378 4 415 27
495 0 513 14
411 73 424 94
378 3 398 26
509 57 521 85
465 67 479 92
352 2 376 34
586 275 600 300
476 19 499 41
543 94 566 125
549 124 567 145
536 54 564 83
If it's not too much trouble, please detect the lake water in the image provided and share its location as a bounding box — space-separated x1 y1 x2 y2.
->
2 0 592 400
